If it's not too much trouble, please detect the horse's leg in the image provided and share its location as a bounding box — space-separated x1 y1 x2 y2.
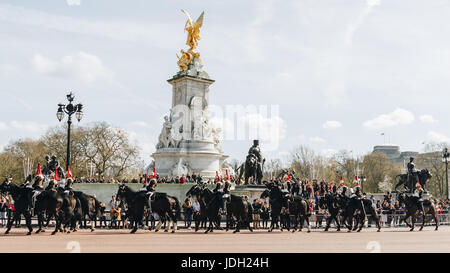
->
154 215 163 232
433 210 439 231
370 208 381 232
164 215 170 232
419 210 426 231
24 212 32 235
52 212 60 235
324 214 332 231
44 213 51 227
410 212 415 231
247 216 253 232
130 216 138 234
171 211 177 233
35 212 43 233
4 211 16 234
334 214 341 231
357 206 366 232
268 213 274 232
233 216 241 233
305 215 311 233
347 214 353 232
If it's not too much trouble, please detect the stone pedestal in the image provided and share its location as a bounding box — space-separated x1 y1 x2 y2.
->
152 63 228 178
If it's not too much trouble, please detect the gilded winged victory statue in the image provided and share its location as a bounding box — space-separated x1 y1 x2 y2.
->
177 10 204 71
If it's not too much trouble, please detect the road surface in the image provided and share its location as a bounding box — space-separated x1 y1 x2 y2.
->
0 225 448 253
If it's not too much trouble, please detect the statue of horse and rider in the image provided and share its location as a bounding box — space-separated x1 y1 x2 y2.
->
237 140 265 185
42 155 66 179
394 157 432 193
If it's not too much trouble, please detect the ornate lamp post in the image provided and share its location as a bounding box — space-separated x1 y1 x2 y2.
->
56 92 83 170
443 148 449 200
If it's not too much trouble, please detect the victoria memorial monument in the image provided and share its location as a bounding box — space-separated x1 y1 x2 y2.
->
151 10 228 178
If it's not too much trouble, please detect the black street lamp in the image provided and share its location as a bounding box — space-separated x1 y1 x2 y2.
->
56 92 83 170
443 148 449 200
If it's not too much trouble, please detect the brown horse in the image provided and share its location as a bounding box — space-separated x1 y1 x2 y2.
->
397 192 439 231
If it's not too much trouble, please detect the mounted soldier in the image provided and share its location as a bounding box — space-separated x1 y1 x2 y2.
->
145 178 157 212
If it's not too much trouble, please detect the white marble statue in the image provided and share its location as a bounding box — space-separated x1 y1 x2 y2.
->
157 115 176 148
211 127 222 152
171 158 191 177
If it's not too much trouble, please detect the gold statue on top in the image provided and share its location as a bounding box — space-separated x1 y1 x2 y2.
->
177 10 204 71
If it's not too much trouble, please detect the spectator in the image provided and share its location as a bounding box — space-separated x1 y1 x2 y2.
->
98 202 107 229
183 196 193 229
193 199 201 232
261 201 270 229
0 197 7 227
110 205 121 229
252 199 261 229
108 196 117 210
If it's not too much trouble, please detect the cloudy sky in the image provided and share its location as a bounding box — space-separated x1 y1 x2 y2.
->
0 0 449 166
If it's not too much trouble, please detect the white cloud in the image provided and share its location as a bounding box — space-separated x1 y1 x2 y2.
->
309 136 327 143
322 120 342 129
419 115 437 123
9 121 48 132
427 131 450 143
127 130 157 163
363 108 415 130
129 121 149 128
0 122 8 131
66 0 81 6
345 0 381 46
32 52 114 83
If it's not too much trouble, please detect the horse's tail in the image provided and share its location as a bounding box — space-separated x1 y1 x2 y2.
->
173 197 181 220
305 201 312 217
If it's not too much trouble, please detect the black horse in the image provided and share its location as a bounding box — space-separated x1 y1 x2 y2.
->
186 184 222 233
34 188 63 234
72 191 101 232
260 183 289 232
397 192 439 231
225 194 253 233
0 180 33 235
116 184 181 233
53 186 78 235
394 169 432 192
288 195 311 232
339 195 381 232
318 193 341 231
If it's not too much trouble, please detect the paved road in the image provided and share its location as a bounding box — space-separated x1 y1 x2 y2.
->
0 226 448 253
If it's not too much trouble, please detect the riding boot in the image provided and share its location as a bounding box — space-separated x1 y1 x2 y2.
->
418 201 425 216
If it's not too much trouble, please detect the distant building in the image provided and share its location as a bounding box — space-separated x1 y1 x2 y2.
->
372 144 419 164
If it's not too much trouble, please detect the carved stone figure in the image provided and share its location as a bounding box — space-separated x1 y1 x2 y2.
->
212 127 222 152
157 116 176 148
171 158 191 177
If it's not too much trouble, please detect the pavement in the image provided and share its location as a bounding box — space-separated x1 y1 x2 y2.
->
0 225 448 253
